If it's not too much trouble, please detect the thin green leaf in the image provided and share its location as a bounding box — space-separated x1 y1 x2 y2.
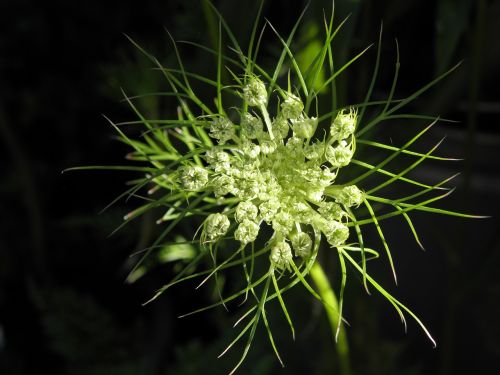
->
363 198 397 284
271 269 295 340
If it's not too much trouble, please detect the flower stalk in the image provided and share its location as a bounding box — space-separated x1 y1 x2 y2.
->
309 261 350 375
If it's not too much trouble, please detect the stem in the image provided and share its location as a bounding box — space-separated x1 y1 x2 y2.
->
309 261 351 375
259 103 274 140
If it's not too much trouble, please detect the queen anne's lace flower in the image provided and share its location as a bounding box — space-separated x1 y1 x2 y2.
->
189 81 363 260
94 4 473 372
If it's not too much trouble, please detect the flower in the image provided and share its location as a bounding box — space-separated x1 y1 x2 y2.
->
97 3 476 372
242 76 267 107
203 213 230 242
189 81 363 254
270 239 293 271
331 109 357 141
178 166 208 191
209 117 235 144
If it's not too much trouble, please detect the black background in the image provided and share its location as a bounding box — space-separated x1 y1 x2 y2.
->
1 0 499 374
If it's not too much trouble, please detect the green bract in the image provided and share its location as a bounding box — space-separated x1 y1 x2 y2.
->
77 1 483 374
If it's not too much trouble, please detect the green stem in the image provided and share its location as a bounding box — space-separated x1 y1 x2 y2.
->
309 261 351 375
259 103 274 140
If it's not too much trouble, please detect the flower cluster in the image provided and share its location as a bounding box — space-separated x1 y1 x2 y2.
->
176 76 363 270
93 5 477 372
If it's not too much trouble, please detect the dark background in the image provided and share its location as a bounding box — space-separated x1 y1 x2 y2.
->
1 0 499 374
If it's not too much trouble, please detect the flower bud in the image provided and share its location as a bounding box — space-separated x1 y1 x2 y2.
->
212 174 235 197
242 141 261 159
303 141 325 160
272 211 294 235
205 148 231 173
209 117 235 144
179 166 208 191
325 141 353 168
292 116 317 139
331 109 357 141
285 137 303 153
235 201 258 223
204 213 230 241
306 186 325 203
281 93 304 120
243 77 267 107
291 232 312 258
205 147 230 165
259 135 277 154
270 240 293 271
259 198 280 222
320 220 349 247
241 113 263 139
289 201 311 223
234 219 260 244
272 115 290 139
318 201 345 221
335 185 363 207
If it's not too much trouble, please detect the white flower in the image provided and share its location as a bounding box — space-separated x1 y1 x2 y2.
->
336 185 364 207
209 117 235 144
326 140 354 168
204 213 230 241
270 240 293 270
235 201 259 223
243 76 267 107
241 113 263 139
291 232 312 258
179 166 208 191
281 92 303 120
331 109 357 141
234 219 260 244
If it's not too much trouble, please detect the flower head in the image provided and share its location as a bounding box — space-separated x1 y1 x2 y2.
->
101 4 475 372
